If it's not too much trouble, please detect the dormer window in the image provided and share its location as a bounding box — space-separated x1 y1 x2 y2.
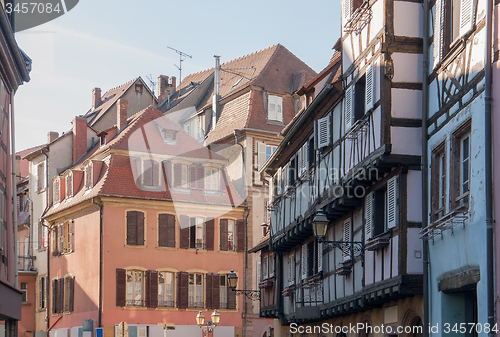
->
268 95 283 122
53 177 65 204
84 164 92 190
66 172 73 199
162 129 177 145
141 159 160 188
172 163 189 189
204 167 219 191
135 83 143 93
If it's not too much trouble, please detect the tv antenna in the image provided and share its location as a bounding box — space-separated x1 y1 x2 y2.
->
167 46 192 93
146 74 157 104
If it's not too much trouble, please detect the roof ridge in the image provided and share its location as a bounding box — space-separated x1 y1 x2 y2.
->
246 43 282 88
220 44 278 67
102 77 138 95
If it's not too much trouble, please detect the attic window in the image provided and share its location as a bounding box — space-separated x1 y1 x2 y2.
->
233 78 243 87
162 130 177 145
135 83 143 93
100 134 106 147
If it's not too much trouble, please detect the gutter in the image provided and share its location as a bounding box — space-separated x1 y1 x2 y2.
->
92 198 104 328
11 93 18 288
421 0 429 334
484 0 495 333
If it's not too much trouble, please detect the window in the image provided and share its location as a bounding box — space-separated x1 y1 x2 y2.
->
353 76 366 123
126 211 145 246
257 142 277 171
162 130 177 144
189 217 204 249
450 121 471 209
220 219 235 251
172 163 189 189
126 270 144 306
39 276 47 309
51 277 74 313
21 282 27 303
204 167 219 191
431 143 447 221
219 274 236 309
158 214 176 248
287 253 295 286
52 221 74 256
366 176 398 238
184 121 191 135
266 145 277 162
158 272 175 307
195 116 203 140
343 0 364 21
38 222 48 250
142 159 160 187
188 273 203 308
84 164 92 190
267 95 283 122
433 0 476 67
36 162 45 192
66 173 73 198
19 194 26 212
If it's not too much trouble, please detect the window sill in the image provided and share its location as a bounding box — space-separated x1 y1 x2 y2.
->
365 233 391 251
335 261 352 275
155 306 177 311
124 245 147 249
218 250 238 254
156 246 177 250
259 278 274 289
122 306 147 310
170 187 191 194
185 248 207 253
266 120 284 126
437 38 466 72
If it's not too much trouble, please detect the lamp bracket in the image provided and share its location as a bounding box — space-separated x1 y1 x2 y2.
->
231 289 261 301
320 240 364 258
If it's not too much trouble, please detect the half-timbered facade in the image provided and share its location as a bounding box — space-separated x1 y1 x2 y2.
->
424 0 489 329
260 0 426 328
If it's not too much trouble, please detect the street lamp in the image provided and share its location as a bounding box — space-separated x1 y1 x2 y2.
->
196 310 220 334
227 270 260 301
312 210 364 258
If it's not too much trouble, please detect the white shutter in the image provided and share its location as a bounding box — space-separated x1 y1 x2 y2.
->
257 142 267 170
301 244 308 280
387 176 398 229
288 253 294 286
33 221 38 250
263 255 269 279
345 86 353 130
277 96 283 122
318 115 331 148
433 0 445 68
297 147 303 177
365 192 373 241
459 0 475 37
301 143 308 175
284 163 290 191
268 95 276 121
365 65 375 112
317 241 323 272
343 219 351 262
68 220 75 253
43 226 48 248
276 168 282 195
343 0 352 21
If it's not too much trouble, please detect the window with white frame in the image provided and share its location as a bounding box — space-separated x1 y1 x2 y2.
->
195 116 203 140
267 95 283 122
184 121 191 135
158 271 175 307
126 270 144 306
220 274 227 308
188 273 203 308
460 133 470 204
189 217 205 249
142 159 160 187
204 167 219 191
20 282 27 303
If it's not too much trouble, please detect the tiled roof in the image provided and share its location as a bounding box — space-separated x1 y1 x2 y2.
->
45 106 244 218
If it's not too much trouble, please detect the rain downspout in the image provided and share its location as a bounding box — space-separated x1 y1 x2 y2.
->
421 0 430 334
92 198 103 328
484 0 494 332
11 93 18 288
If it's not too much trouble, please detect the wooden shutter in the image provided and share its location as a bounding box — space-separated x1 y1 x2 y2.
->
180 215 189 249
433 0 445 68
127 211 137 245
343 219 351 262
345 86 353 130
143 160 153 186
212 274 220 309
51 226 57 257
152 160 160 186
54 178 60 203
365 192 373 241
365 64 374 112
166 214 175 248
459 0 475 37
137 212 145 245
220 169 227 193
85 164 92 189
68 220 75 253
57 278 64 313
317 241 323 272
158 214 167 247
301 244 308 279
317 115 331 148
116 269 126 307
57 224 64 255
227 281 236 310
387 176 398 229
145 270 158 308
219 219 228 251
236 219 245 252
144 271 150 308
68 277 75 312
190 165 197 189
173 163 182 188
258 142 267 170
206 273 213 309
205 218 215 251
67 173 73 197
177 272 189 309
52 279 57 313
197 165 204 189
164 162 172 187
283 163 290 191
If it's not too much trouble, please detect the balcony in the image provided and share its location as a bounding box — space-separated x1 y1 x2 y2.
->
18 255 36 272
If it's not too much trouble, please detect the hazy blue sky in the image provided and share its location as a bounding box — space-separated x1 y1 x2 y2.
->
14 0 341 151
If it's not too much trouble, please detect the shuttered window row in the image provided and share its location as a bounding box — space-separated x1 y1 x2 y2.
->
116 269 236 310
51 276 74 314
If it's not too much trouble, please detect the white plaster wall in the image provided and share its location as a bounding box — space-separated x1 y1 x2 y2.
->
392 235 399 277
391 89 422 119
370 0 384 41
394 2 424 38
428 79 439 118
407 228 423 274
391 126 422 155
342 40 354 73
470 28 486 71
392 53 423 83
407 170 423 222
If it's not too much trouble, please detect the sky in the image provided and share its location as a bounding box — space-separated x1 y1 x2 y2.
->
14 0 341 151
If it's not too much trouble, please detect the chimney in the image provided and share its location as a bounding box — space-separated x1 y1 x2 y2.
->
117 99 128 131
72 116 87 163
92 87 101 109
47 131 59 144
169 76 176 92
158 75 169 97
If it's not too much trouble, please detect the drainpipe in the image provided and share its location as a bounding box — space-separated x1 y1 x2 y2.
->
11 93 18 289
27 197 33 270
92 198 103 328
234 130 248 337
421 0 429 334
484 0 494 332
